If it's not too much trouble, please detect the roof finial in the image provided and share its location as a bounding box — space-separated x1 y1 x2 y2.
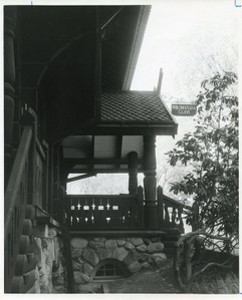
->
157 68 163 95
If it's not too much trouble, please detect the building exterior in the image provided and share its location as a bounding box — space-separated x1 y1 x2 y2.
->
4 6 186 293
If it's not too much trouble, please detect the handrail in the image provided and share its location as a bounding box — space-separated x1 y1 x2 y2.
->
36 137 46 161
157 186 190 232
4 126 33 292
66 194 136 199
5 127 32 229
163 194 191 210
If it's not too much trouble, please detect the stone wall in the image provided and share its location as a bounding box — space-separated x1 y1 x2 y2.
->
31 224 67 293
71 236 167 293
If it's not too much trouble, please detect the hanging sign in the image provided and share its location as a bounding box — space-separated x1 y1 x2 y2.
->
172 103 197 116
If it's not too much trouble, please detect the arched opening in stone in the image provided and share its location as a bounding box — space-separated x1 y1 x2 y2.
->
91 259 130 282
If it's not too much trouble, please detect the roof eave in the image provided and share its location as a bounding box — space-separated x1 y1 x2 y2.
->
122 5 151 91
94 122 177 136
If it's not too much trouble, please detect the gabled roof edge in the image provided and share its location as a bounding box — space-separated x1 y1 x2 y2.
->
122 5 151 91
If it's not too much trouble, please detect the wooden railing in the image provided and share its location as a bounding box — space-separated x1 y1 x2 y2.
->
4 126 33 292
65 186 189 232
157 186 190 233
65 187 144 230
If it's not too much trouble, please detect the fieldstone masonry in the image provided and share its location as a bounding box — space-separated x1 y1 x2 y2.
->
71 236 167 293
31 224 67 293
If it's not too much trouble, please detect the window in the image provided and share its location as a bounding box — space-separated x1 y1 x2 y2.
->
92 259 129 282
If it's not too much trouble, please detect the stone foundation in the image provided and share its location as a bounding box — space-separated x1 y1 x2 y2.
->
31 224 67 293
71 236 167 293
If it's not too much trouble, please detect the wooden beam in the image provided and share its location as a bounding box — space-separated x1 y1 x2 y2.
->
115 135 123 169
100 7 123 30
67 172 97 183
70 168 131 174
48 123 177 144
65 158 130 164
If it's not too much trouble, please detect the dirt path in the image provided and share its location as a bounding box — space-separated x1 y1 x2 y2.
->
105 259 180 293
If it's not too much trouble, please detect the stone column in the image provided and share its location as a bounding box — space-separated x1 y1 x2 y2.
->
143 135 158 229
128 151 138 194
4 7 16 185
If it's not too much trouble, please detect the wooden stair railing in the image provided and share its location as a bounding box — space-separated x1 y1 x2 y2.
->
4 126 34 293
157 186 190 233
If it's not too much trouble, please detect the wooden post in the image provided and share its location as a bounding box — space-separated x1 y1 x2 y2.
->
137 186 144 229
4 7 16 186
143 135 158 229
127 151 138 194
157 186 164 228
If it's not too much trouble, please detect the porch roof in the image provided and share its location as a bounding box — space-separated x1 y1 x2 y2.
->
101 91 175 125
62 91 177 174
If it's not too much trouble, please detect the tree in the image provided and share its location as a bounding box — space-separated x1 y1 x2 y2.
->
166 71 238 252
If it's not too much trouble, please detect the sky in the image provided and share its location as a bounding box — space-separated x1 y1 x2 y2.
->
130 0 239 171
131 0 238 100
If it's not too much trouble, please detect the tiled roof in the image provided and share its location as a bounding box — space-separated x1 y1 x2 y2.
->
100 91 175 125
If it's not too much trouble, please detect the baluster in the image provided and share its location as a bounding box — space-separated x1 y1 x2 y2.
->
105 198 110 226
165 204 170 225
157 186 164 228
92 199 96 210
83 198 89 226
77 200 81 210
98 199 103 226
178 207 184 233
137 186 144 228
91 199 96 225
106 198 110 211
91 213 95 224
172 207 176 226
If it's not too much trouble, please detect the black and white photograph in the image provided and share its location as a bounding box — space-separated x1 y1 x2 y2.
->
2 0 240 295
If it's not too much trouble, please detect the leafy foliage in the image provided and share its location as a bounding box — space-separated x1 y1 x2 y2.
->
166 72 238 251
